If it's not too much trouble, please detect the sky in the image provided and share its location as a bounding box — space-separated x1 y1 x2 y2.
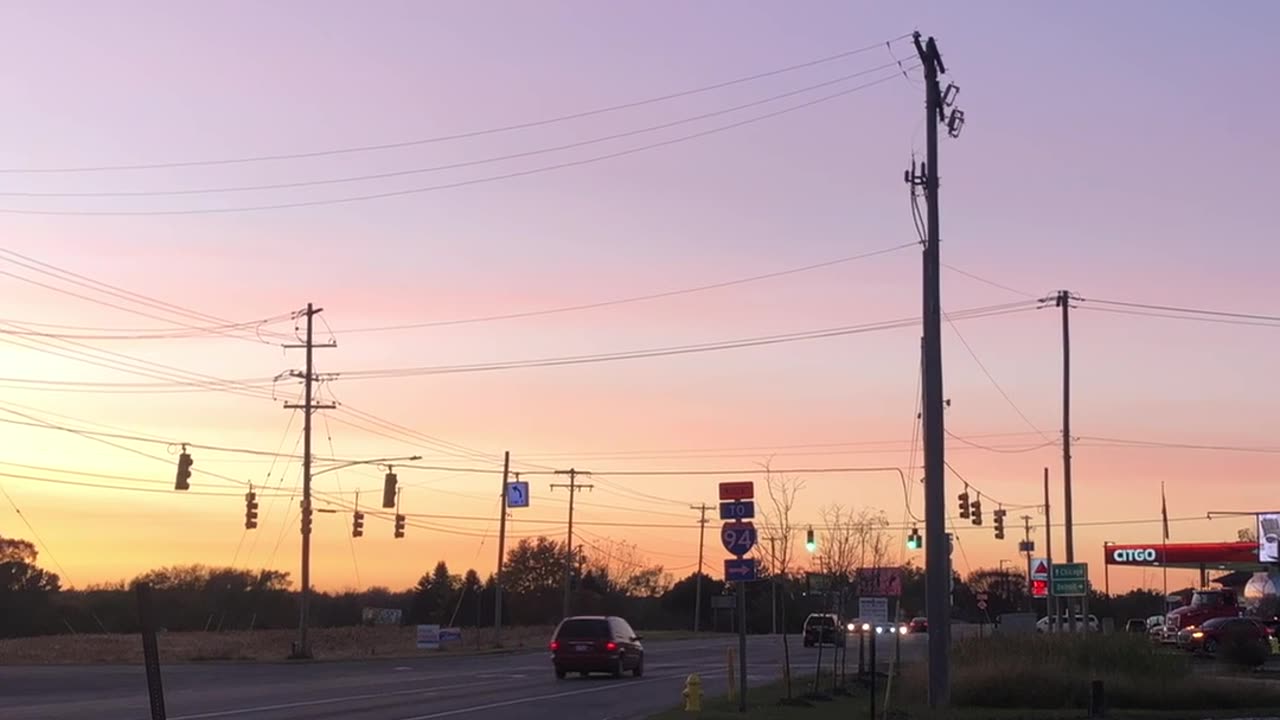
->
0 0 1277 596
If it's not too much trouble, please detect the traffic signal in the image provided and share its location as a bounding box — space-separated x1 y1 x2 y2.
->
957 490 970 519
244 489 259 529
906 527 921 550
382 472 398 509
175 450 193 491
300 501 312 536
805 526 816 553
993 508 1006 539
352 511 364 538
971 498 983 526
394 513 406 539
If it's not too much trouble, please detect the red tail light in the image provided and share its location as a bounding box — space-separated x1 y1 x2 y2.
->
549 641 559 651
605 641 618 651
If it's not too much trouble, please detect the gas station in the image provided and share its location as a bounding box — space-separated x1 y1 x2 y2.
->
1104 538 1280 606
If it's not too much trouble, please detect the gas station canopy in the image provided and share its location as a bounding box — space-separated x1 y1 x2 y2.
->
1105 542 1264 572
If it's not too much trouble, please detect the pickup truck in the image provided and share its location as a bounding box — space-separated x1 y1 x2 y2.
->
1162 589 1242 643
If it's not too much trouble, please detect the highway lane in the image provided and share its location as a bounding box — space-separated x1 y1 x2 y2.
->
0 633 926 720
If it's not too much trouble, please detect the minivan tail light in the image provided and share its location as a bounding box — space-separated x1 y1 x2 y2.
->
605 641 618 651
549 641 559 651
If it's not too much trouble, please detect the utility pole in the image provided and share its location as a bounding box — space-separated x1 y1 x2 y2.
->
1055 290 1078 633
690 503 712 632
494 452 511 646
912 30 962 710
1021 515 1033 611
1043 467 1055 631
551 469 592 618
283 303 335 660
768 536 778 635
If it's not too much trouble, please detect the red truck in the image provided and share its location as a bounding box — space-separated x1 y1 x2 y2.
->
1162 589 1242 642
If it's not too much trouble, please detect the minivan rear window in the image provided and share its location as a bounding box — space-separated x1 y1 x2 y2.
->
556 619 610 639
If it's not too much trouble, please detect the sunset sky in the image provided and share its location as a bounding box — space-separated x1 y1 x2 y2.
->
0 1 1277 597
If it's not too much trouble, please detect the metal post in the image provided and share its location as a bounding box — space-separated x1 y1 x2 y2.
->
737 579 747 712
137 582 166 720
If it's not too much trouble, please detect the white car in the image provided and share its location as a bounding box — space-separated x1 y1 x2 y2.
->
1036 614 1100 633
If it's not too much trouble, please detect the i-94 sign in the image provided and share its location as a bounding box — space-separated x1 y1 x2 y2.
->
721 522 757 557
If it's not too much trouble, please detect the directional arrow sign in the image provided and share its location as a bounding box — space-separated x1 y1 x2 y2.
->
721 522 757 557
724 558 758 582
505 481 530 509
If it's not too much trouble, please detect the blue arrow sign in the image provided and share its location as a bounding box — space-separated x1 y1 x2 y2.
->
719 500 755 521
724 558 758 582
506 481 530 509
720 521 757 557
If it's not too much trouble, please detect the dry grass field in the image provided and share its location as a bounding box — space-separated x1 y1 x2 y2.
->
0 625 557 664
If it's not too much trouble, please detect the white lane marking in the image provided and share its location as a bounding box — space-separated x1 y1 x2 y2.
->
395 670 714 720
393 666 414 671
168 677 510 719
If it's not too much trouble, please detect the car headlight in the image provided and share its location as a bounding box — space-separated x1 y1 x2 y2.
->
847 623 856 631
861 623 871 632
875 626 884 634
900 625 909 634
1192 631 1204 639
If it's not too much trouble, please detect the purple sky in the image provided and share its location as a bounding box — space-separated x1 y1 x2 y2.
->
0 1 1276 590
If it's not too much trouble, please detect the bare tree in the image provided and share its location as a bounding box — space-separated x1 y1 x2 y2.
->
814 505 892 582
757 459 805 577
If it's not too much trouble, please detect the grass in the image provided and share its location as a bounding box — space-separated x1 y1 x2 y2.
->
648 672 869 719
896 634 1280 714
0 625 728 665
0 625 556 664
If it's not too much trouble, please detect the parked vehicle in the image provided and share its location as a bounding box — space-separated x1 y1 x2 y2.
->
803 613 846 647
549 616 644 679
1124 618 1147 633
1035 614 1100 633
1177 616 1272 655
1162 589 1242 643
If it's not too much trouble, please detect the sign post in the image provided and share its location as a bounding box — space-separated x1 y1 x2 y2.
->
719 480 755 713
136 582 167 720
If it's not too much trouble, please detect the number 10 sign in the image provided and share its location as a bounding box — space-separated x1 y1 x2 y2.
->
721 521 757 557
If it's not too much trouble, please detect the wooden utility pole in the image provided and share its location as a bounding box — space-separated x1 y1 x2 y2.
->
912 30 963 710
690 503 712 632
283 303 334 660
1056 290 1078 633
551 469 592 618
494 452 511 645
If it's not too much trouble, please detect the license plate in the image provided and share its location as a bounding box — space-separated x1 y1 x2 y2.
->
575 644 590 652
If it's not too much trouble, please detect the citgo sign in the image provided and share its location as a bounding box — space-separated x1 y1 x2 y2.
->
1111 547 1158 564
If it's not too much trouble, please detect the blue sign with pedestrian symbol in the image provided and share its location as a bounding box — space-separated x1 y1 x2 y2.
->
506 481 530 508
719 500 754 521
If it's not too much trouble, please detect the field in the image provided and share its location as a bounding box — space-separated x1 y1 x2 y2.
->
0 626 709 664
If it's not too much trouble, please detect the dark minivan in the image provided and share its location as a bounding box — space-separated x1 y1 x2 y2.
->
550 616 645 679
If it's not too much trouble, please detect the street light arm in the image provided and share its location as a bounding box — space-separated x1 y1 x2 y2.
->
312 455 422 476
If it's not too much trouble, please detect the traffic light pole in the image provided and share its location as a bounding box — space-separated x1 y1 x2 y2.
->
283 303 335 660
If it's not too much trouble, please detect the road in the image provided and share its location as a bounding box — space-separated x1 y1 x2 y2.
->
0 633 926 720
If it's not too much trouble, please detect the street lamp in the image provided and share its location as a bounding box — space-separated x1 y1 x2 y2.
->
294 454 422 659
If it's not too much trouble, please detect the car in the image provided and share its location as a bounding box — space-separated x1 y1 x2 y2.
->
1035 614 1100 633
549 616 644 679
1178 616 1272 655
1125 618 1148 633
908 616 928 633
803 613 846 647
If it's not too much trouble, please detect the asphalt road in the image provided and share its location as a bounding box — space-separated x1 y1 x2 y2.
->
0 633 926 720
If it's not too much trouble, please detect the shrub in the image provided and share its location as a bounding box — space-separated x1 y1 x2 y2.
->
899 633 1280 711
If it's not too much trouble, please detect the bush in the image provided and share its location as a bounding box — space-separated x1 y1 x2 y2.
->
900 633 1280 711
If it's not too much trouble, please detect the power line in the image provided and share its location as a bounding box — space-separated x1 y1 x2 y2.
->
332 302 1037 381
1080 297 1280 325
943 312 1053 442
0 34 912 174
8 61 912 199
941 263 1039 299
334 242 917 333
0 68 915 216
1076 304 1280 329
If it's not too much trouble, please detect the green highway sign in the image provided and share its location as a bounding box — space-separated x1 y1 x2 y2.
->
1050 562 1089 597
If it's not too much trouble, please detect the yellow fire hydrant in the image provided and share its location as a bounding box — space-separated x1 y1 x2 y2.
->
683 673 703 712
